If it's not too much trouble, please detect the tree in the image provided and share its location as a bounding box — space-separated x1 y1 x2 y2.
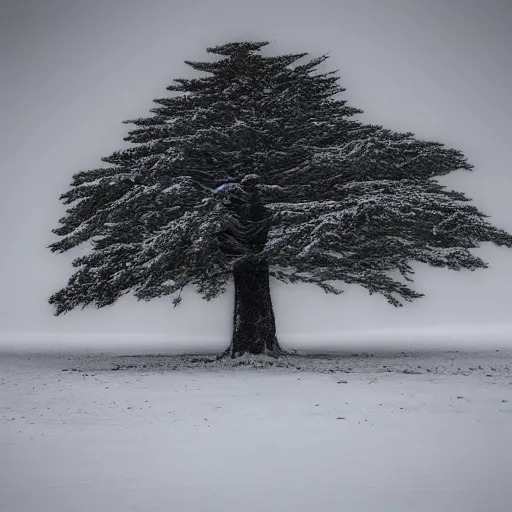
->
49 40 512 358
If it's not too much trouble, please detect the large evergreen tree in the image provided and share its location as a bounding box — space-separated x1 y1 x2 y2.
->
49 41 512 357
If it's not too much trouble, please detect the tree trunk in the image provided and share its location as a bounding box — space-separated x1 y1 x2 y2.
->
223 261 283 358
218 174 283 358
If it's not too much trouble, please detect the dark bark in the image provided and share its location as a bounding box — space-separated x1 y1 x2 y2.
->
224 261 282 358
218 175 283 358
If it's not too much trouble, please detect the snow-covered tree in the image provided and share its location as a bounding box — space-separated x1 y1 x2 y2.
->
49 41 512 357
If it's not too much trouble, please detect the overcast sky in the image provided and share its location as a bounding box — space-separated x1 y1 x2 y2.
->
1 0 511 352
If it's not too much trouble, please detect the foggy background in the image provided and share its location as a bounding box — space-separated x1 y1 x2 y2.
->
1 0 511 352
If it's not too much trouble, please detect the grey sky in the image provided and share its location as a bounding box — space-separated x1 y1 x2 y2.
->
1 0 511 351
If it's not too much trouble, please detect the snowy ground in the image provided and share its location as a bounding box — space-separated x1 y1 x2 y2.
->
1 349 512 512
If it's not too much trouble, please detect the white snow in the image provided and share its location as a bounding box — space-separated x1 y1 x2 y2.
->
161 183 184 194
1 349 512 512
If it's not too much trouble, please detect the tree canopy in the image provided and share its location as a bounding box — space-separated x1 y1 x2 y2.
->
49 41 512 316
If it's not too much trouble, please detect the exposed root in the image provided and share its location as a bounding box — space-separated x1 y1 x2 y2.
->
217 342 285 360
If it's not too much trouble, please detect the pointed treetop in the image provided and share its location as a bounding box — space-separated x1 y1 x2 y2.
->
206 41 271 56
185 40 309 76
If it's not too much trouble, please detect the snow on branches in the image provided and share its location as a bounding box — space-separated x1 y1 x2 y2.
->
49 40 512 314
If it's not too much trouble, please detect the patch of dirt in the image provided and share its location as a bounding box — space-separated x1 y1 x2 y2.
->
48 348 512 379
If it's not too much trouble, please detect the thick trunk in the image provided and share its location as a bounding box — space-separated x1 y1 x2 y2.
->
224 261 282 358
218 174 283 358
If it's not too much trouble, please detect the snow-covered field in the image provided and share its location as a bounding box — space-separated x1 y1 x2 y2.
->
1 349 512 512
